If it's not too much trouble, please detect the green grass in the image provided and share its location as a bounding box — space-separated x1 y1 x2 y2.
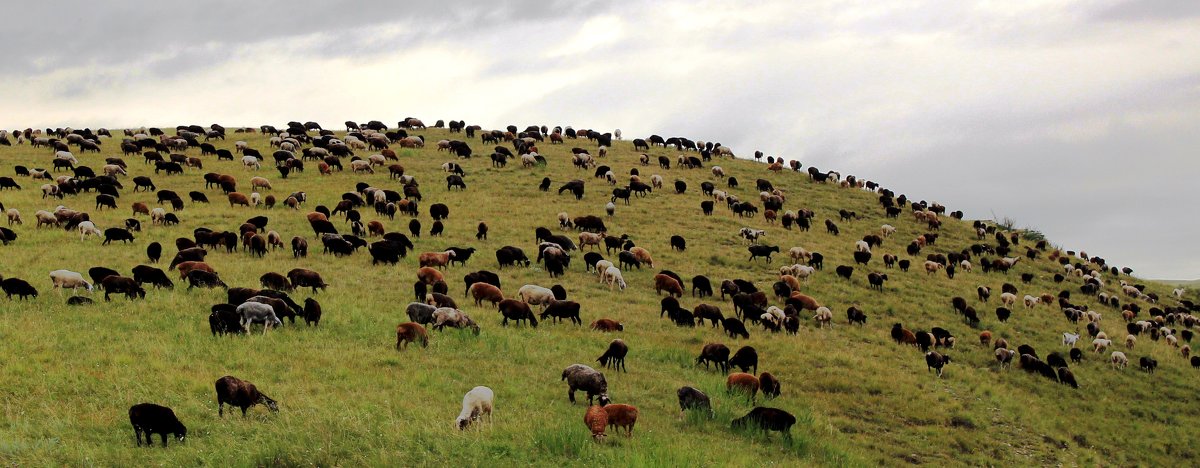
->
0 125 1193 466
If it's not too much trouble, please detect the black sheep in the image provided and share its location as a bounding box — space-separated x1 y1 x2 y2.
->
303 298 322 326
597 339 628 373
835 265 854 280
1057 367 1078 388
925 351 951 377
696 343 730 372
670 235 686 251
129 403 187 447
729 346 758 374
1069 348 1083 363
0 278 38 300
102 228 135 245
540 300 582 325
692 275 712 297
748 245 780 263
677 386 713 417
731 407 796 438
722 317 750 339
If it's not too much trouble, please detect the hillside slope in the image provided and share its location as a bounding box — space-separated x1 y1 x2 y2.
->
0 124 1195 466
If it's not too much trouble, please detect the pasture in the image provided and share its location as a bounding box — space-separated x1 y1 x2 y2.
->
0 123 1194 466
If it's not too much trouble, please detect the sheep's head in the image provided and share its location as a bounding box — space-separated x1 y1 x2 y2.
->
261 395 279 412
597 394 610 406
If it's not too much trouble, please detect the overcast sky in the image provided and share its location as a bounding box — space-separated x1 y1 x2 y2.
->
2 0 1197 279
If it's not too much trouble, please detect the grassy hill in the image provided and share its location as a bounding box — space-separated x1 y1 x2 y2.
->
0 124 1194 466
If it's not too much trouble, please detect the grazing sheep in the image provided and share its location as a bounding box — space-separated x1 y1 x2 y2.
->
812 306 833 328
696 343 731 372
129 403 187 447
395 322 429 349
1093 338 1113 353
540 299 582 325
654 273 684 297
727 372 760 402
995 348 1016 369
731 407 795 439
215 375 278 417
1140 356 1158 373
604 404 639 437
597 339 628 372
926 351 951 377
1126 334 1137 349
517 284 557 309
238 301 281 333
455 386 494 430
759 372 781 399
468 282 504 308
584 405 608 441
591 319 624 332
562 364 610 405
432 307 480 334
49 269 93 293
1111 351 1128 369
600 266 627 290
677 386 713 417
498 299 538 327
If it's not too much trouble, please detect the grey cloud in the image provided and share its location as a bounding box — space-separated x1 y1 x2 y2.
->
1090 0 1200 22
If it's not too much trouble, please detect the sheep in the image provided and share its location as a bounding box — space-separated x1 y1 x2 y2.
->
1092 338 1113 353
995 348 1016 369
726 372 760 402
78 221 102 241
418 250 456 269
732 407 796 439
1110 351 1128 369
5 208 19 226
540 299 582 325
517 284 557 309
432 307 480 334
600 266 628 289
759 372 781 399
926 351 951 377
1063 332 1080 348
1140 356 1159 373
597 339 628 372
696 343 731 372
591 319 624 332
653 273 684 297
395 322 429 349
468 282 504 308
129 403 187 447
629 246 654 267
924 261 944 275
562 364 610 405
1125 334 1137 349
498 299 538 327
999 292 1017 307
677 386 713 417
584 405 608 441
455 386 494 430
215 375 278 417
49 269 93 294
238 302 281 333
812 306 833 328
603 404 639 437
1023 295 1040 309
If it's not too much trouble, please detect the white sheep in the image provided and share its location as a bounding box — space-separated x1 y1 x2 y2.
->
1125 334 1136 349
6 208 20 226
1062 332 1080 348
49 269 92 293
1174 288 1186 299
250 192 262 206
595 260 615 278
650 174 663 189
711 166 725 178
787 247 811 263
766 306 786 324
1093 338 1112 353
812 307 833 328
151 208 167 225
959 260 972 272
1085 311 1102 323
557 212 570 229
455 386 494 430
1110 351 1128 369
34 210 57 228
605 202 615 217
601 266 626 291
854 240 871 253
1166 334 1179 347
78 221 102 241
999 293 1017 307
1096 331 1108 341
1023 295 1040 309
242 155 261 170
517 285 556 309
880 224 896 237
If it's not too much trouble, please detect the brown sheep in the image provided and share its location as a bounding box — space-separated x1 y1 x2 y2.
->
979 330 992 346
131 202 150 217
306 212 327 223
469 282 504 308
653 274 684 298
417 267 445 285
215 375 278 417
418 250 456 269
759 372 781 399
228 192 250 207
176 261 215 279
395 322 429 349
603 404 639 437
584 405 608 441
994 338 1010 351
590 318 624 332
788 292 821 311
629 247 654 267
727 372 760 402
250 176 272 191
780 274 802 292
368 220 385 237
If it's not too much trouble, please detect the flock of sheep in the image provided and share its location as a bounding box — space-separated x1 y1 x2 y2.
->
0 118 1194 455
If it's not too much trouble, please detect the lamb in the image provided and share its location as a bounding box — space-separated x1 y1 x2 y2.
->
395 322 429 349
78 221 102 241
584 405 608 441
1023 295 1040 309
732 407 796 438
455 386 494 430
49 269 93 293
129 403 187 447
726 372 760 402
597 339 628 372
215 375 278 417
562 364 610 405
812 306 833 328
603 404 639 437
